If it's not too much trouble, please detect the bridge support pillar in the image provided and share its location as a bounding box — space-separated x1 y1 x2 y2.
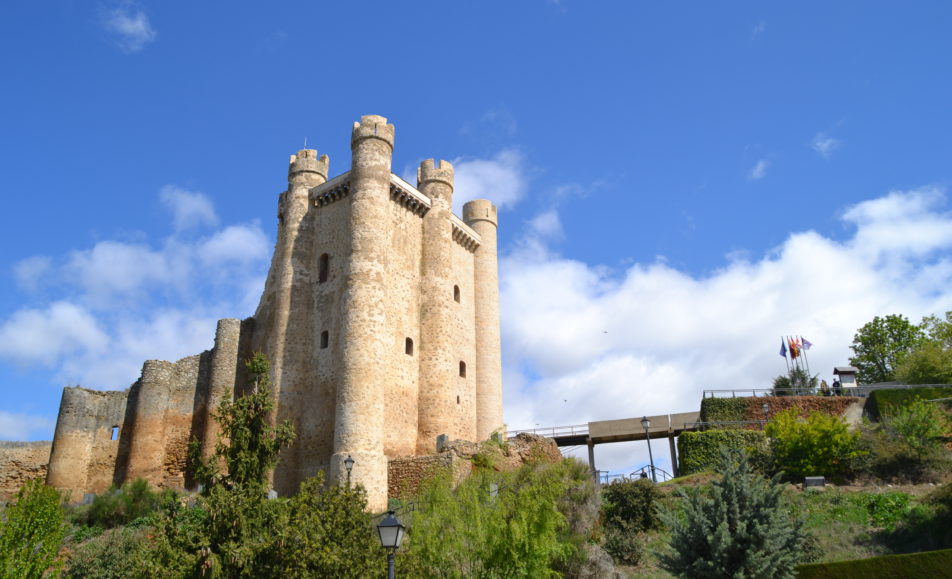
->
668 435 679 478
586 438 596 479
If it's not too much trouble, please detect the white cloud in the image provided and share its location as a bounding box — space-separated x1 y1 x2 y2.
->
752 20 766 38
748 159 770 180
501 187 952 474
527 210 563 241
13 255 52 293
197 224 270 265
0 302 109 366
102 2 157 53
452 150 528 211
161 186 219 231
0 412 55 440
812 132 843 159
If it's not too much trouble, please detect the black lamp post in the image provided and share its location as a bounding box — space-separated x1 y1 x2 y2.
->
344 454 354 486
377 511 406 579
762 403 769 428
641 416 656 483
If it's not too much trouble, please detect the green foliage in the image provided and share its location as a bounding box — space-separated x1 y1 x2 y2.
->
699 397 748 423
866 386 952 419
64 527 154 579
74 479 167 530
765 408 862 481
883 398 949 461
849 314 926 384
896 342 952 384
658 447 806 578
772 368 818 395
602 522 646 566
602 478 663 533
796 548 952 579
0 478 67 579
402 460 587 578
861 492 911 530
677 430 767 476
190 352 295 492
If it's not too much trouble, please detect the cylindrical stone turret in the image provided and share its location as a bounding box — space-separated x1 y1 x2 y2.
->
124 360 171 485
417 159 457 453
46 387 94 499
332 114 394 511
200 318 242 460
463 199 504 440
288 149 329 189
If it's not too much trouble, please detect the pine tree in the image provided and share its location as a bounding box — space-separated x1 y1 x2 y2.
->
659 447 806 579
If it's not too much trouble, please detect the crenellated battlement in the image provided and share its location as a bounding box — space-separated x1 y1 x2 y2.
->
288 148 329 187
417 159 454 191
351 114 395 149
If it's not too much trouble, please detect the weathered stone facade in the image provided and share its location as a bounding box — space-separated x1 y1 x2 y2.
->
0 441 52 501
40 115 503 511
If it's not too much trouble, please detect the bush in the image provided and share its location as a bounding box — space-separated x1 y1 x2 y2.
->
699 397 748 423
602 478 662 533
867 387 952 420
677 430 767 476
64 527 155 579
765 409 862 481
75 479 167 529
602 522 646 566
659 447 806 578
0 479 67 579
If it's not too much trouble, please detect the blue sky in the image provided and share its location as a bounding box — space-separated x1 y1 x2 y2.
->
2 1 951 475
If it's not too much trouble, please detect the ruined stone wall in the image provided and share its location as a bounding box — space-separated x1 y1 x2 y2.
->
0 441 51 501
47 387 128 499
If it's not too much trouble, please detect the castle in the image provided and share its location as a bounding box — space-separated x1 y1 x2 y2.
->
42 115 503 510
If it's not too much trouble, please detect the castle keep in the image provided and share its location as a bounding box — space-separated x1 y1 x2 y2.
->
43 115 503 510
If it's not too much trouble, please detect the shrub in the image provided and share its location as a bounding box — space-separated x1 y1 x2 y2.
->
75 479 167 529
699 397 748 423
677 430 767 476
867 387 952 420
64 527 154 579
0 479 67 579
602 522 646 566
765 409 862 481
601 478 662 533
659 447 806 578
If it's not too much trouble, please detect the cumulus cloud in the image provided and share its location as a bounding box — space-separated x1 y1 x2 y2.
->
0 412 55 440
748 159 770 180
452 150 528 211
102 2 157 53
812 132 843 159
501 187 952 473
161 186 219 231
0 187 270 389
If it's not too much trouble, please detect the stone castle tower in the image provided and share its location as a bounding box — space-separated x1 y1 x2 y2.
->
44 115 503 510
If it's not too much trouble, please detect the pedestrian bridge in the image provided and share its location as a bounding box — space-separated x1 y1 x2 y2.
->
509 411 700 478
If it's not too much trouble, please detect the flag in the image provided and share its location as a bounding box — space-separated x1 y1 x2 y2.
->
788 337 800 359
779 338 787 358
802 337 813 350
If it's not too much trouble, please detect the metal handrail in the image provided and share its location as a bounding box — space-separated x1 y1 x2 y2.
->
508 424 589 438
702 383 951 399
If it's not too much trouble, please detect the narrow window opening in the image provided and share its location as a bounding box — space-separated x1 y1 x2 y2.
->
318 253 329 283
453 285 460 303
457 395 460 404
111 426 119 441
405 338 414 356
320 331 329 349
459 361 467 378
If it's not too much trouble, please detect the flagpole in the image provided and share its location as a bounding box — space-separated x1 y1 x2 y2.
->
781 336 790 373
799 335 812 378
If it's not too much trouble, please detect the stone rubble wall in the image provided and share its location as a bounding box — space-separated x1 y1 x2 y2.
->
0 441 51 501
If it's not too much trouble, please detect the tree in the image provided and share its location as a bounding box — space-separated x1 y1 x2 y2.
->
764 408 862 481
849 314 925 384
885 398 949 463
0 479 67 579
771 368 818 395
895 311 952 384
658 447 806 579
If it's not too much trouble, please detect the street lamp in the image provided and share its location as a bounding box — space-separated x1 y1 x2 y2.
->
377 511 406 579
641 416 656 483
344 454 354 486
762 403 770 428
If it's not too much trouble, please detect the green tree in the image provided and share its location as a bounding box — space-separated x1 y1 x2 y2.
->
402 460 585 578
772 368 818 395
884 398 949 463
895 311 952 384
764 408 862 481
0 478 67 579
658 447 806 579
849 314 925 383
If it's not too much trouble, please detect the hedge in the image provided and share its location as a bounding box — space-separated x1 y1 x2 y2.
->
699 397 748 423
795 547 952 579
677 430 767 476
867 387 952 420
700 396 858 428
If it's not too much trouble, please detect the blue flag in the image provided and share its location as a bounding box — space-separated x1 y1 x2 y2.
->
779 338 787 358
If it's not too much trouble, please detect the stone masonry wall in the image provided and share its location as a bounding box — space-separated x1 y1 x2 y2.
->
0 441 51 501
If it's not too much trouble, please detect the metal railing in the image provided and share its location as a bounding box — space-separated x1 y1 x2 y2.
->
596 465 674 484
508 424 589 438
702 383 951 399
